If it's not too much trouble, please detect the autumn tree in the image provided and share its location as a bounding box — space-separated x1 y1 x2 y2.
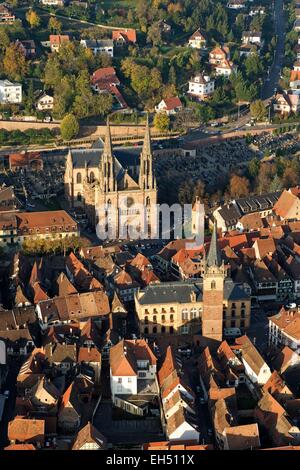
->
257 163 276 193
3 43 28 81
154 112 170 132
282 166 299 188
229 175 250 198
250 99 267 121
26 9 40 29
48 17 62 34
60 113 79 141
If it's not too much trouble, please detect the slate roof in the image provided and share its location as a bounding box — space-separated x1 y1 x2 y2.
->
137 278 249 305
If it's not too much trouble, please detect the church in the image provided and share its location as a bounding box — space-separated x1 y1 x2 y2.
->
64 118 157 239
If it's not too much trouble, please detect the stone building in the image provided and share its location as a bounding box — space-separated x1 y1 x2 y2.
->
64 119 157 238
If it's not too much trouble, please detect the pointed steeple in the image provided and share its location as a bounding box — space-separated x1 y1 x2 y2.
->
101 116 116 192
142 113 152 157
103 117 113 158
139 113 155 190
206 219 222 267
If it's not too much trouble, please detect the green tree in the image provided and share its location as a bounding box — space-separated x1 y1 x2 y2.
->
168 65 177 85
60 113 79 141
154 112 170 132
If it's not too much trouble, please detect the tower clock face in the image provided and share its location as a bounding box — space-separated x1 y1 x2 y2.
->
126 196 134 207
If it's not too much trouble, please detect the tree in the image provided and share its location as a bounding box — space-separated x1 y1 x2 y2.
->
3 43 28 81
48 17 62 34
0 28 10 51
26 9 40 29
60 114 79 141
229 175 250 198
168 65 177 85
248 157 260 179
250 100 267 121
154 112 170 132
282 166 299 188
245 53 263 80
147 21 163 46
258 163 276 193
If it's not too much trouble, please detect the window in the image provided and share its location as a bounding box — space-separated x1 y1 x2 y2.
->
211 281 216 290
118 378 122 384
153 315 157 323
162 315 165 323
170 326 174 334
128 378 132 383
144 327 149 334
77 193 82 201
153 326 157 334
231 310 236 318
76 173 82 184
182 309 189 320
170 314 174 322
161 326 166 333
241 309 245 318
144 316 149 324
240 320 245 328
231 320 236 327
89 171 95 183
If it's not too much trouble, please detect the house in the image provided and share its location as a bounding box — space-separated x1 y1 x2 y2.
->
143 441 212 450
0 80 22 104
209 46 230 65
90 67 127 109
65 251 104 291
235 336 272 385
0 185 20 214
78 346 101 385
0 4 15 23
112 29 136 46
0 210 79 247
155 97 183 115
269 306 300 351
255 391 300 447
0 329 34 357
50 35 70 52
44 343 77 373
16 39 36 58
215 60 237 77
227 0 245 8
8 152 43 172
36 93 54 111
289 70 300 90
236 212 265 231
166 407 199 442
294 19 300 32
242 31 263 46
41 0 65 5
273 188 300 220
80 39 114 57
188 29 207 49
72 422 107 450
239 43 260 58
249 6 266 16
263 370 294 406
273 91 300 115
223 423 260 450
213 191 282 233
253 237 276 260
58 382 82 433
36 290 110 329
188 73 215 100
110 339 158 412
8 418 45 447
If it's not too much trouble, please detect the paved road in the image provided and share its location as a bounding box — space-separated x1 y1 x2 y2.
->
262 0 285 100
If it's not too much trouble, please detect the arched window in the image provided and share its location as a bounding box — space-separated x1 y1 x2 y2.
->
146 196 151 206
144 327 149 334
76 173 82 184
153 326 157 334
170 326 174 334
161 326 166 333
211 280 216 290
107 199 111 207
77 193 82 201
89 171 95 183
144 316 149 324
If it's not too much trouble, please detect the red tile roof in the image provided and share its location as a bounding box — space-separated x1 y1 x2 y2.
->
112 28 136 43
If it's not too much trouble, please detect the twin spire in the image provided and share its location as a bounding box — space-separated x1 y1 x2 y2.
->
102 114 155 192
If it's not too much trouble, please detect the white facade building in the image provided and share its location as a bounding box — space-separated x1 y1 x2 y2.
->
188 73 215 100
0 80 22 104
80 39 114 57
